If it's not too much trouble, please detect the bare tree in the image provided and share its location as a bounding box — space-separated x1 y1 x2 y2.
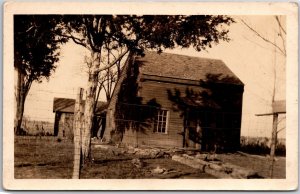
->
241 16 286 104
240 16 286 178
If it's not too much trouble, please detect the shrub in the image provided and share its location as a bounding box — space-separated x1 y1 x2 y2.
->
240 136 285 156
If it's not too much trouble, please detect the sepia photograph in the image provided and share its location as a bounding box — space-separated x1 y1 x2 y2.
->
3 1 298 190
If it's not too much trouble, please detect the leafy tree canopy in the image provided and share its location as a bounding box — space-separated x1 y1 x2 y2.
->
62 15 234 55
14 15 67 86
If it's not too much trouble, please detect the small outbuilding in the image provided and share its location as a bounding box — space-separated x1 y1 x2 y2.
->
53 98 107 139
104 51 244 151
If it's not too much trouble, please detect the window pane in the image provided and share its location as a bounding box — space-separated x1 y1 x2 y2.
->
158 122 162 132
163 117 166 122
164 110 167 117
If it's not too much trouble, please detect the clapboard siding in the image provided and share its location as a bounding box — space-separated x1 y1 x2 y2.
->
139 80 204 108
120 80 204 147
140 80 203 147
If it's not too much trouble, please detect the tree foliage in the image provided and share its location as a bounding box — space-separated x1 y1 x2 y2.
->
14 15 67 91
14 15 67 134
62 15 234 54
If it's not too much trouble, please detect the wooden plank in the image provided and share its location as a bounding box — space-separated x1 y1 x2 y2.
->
272 100 286 113
269 113 278 178
72 88 84 179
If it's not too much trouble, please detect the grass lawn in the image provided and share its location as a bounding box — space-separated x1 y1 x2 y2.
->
14 136 74 179
14 136 285 179
217 153 286 179
14 136 214 179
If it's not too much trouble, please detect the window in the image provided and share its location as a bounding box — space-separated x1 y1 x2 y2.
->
154 110 169 133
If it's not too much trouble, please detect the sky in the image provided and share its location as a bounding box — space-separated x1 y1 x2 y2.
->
19 15 286 138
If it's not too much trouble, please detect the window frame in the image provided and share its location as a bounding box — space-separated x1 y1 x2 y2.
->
153 109 169 134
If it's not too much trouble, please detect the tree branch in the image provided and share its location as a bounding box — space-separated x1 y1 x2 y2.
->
93 82 103 113
240 19 286 56
97 48 129 72
102 84 108 97
275 16 286 35
60 34 88 49
276 23 286 56
276 127 285 134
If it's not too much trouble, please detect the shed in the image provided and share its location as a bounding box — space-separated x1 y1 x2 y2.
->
53 98 107 139
104 51 244 151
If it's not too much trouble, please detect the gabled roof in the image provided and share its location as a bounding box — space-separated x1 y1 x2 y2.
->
136 51 243 85
53 98 107 115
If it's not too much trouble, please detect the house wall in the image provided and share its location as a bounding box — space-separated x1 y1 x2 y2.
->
57 113 74 139
55 112 104 140
133 80 203 148
118 79 205 148
104 54 134 141
121 78 243 150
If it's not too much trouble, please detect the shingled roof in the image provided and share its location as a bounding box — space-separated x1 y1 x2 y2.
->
136 51 243 85
53 98 107 115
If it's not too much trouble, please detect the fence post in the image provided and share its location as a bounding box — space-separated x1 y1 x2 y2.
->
72 88 84 179
269 113 278 178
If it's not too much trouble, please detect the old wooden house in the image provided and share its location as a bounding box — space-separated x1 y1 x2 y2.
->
104 52 244 151
53 98 107 139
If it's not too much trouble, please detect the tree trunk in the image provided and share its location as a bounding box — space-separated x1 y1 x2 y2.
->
15 70 26 135
82 51 101 163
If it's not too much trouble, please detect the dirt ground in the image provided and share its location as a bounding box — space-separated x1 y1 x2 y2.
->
14 137 214 179
217 153 285 178
14 136 285 179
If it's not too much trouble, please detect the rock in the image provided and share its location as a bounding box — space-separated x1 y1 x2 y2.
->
119 150 126 154
149 149 161 158
204 154 218 162
135 149 150 157
132 148 165 158
172 154 259 179
195 153 207 160
151 166 166 174
186 151 195 155
127 147 137 154
172 155 206 170
112 150 120 156
156 151 165 158
93 144 113 150
222 163 258 178
131 158 144 168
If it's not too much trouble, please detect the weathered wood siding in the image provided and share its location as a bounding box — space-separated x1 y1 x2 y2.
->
104 54 134 141
58 113 74 139
121 76 243 149
138 80 201 147
121 78 205 148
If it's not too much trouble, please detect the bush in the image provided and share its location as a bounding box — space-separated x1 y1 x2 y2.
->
240 136 286 156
